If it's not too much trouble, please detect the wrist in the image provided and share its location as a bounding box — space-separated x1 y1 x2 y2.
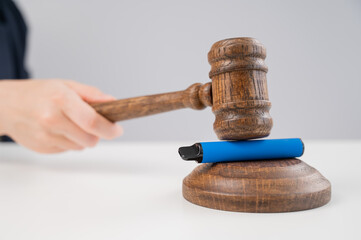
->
0 80 18 135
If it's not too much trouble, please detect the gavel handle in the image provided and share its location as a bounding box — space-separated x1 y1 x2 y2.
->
90 82 212 122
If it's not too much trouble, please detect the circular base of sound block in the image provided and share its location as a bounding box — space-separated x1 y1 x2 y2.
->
182 159 331 213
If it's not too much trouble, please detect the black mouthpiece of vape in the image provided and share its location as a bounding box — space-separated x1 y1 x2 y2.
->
178 143 203 163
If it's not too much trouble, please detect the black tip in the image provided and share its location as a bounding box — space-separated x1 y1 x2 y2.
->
178 143 203 163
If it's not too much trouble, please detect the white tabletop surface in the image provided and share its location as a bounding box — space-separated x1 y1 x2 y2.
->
0 140 360 240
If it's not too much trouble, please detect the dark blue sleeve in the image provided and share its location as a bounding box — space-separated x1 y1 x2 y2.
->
0 0 29 80
0 0 29 142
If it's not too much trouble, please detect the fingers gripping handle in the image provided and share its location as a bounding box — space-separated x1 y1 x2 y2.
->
90 82 212 122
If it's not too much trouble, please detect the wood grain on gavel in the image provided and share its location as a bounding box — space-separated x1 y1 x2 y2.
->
90 82 212 122
180 38 331 213
183 159 331 213
91 37 273 140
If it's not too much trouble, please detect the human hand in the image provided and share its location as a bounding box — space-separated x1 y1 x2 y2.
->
0 79 123 153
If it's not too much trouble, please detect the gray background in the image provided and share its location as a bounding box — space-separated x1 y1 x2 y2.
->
16 0 361 141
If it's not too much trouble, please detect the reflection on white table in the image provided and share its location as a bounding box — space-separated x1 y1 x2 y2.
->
0 140 360 240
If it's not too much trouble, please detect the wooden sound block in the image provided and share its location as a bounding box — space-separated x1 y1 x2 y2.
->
183 159 331 213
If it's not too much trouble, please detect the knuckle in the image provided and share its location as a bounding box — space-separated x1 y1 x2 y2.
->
39 111 58 127
51 91 67 105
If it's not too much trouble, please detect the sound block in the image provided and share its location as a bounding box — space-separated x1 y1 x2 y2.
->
183 159 331 213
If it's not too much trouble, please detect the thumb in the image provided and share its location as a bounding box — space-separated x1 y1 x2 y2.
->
64 80 116 103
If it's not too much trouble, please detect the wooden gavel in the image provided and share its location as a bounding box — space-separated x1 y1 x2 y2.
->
91 38 273 140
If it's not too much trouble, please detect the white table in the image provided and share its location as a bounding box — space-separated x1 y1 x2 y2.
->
0 140 360 240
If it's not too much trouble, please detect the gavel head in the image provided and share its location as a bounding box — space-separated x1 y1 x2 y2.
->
208 37 273 140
